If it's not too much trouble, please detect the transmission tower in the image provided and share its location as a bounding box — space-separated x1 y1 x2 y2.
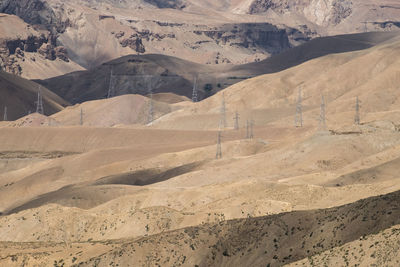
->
234 111 239 130
219 92 227 128
3 106 7 121
35 88 44 115
294 87 303 127
192 76 198 102
216 130 222 159
362 22 368 33
246 119 249 139
107 67 115 98
147 77 154 124
80 107 84 126
249 119 254 139
354 96 360 125
246 119 254 139
319 94 327 131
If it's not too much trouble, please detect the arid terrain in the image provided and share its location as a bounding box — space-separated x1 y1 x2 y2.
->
0 1 400 266
0 0 400 79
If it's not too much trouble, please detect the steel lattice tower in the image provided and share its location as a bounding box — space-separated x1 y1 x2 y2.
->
80 107 84 126
36 88 44 115
246 119 250 139
295 87 303 127
147 77 154 125
219 93 227 128
319 94 327 131
216 130 222 159
234 111 239 130
192 76 198 102
249 119 254 139
3 106 7 121
107 67 115 98
354 96 360 125
362 22 368 32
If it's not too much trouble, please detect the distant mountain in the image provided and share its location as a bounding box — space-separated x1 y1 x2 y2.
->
0 0 398 79
37 31 398 104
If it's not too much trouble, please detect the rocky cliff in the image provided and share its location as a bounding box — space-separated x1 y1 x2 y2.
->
0 0 398 79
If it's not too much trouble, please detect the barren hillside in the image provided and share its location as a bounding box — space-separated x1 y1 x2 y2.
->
0 14 400 266
0 0 399 79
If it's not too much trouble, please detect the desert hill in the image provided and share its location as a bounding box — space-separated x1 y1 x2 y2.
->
38 54 215 104
0 0 399 79
0 189 398 266
0 9 400 266
151 33 400 130
38 31 399 104
0 71 68 121
0 14 84 79
51 94 174 127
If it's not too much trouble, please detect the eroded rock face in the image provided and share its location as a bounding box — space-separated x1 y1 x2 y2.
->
249 0 353 26
0 0 69 33
194 23 298 55
0 34 70 75
143 0 186 9
120 36 146 53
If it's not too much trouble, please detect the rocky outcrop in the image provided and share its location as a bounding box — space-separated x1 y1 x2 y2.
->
249 0 353 26
120 36 146 53
1 35 68 61
0 34 70 75
194 23 298 55
143 0 186 9
0 0 70 33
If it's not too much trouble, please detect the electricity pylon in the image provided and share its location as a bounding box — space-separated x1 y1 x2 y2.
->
107 67 115 98
147 76 154 125
249 119 254 139
362 22 368 32
319 94 327 131
246 119 249 139
294 87 303 127
246 119 254 139
192 76 198 102
216 130 222 159
220 92 226 128
80 107 84 126
36 88 44 115
3 106 7 121
234 111 239 130
354 96 360 125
